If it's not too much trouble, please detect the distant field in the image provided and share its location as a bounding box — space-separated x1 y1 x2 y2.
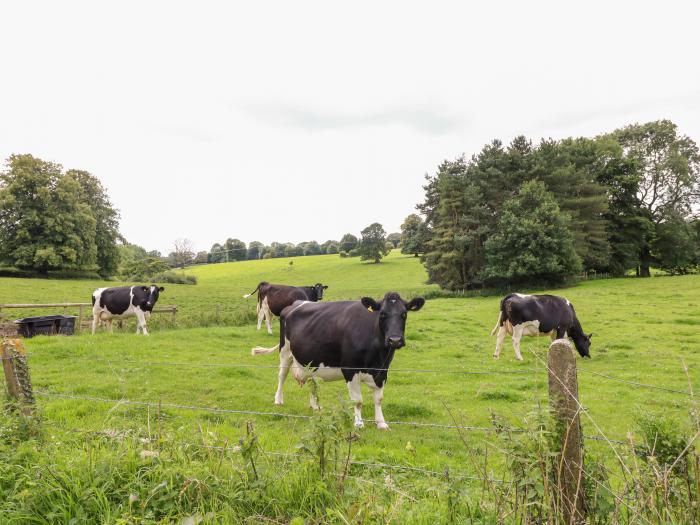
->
1 253 699 522
0 251 437 330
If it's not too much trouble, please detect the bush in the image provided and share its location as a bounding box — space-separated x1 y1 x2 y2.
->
0 267 104 279
348 248 360 257
339 251 349 258
150 271 197 285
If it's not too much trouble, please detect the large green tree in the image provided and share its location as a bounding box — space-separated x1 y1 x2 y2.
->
484 180 582 283
611 120 700 276
0 154 98 273
339 233 358 253
359 223 389 263
65 169 121 275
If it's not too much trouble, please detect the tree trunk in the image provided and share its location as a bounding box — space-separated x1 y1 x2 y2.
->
639 246 651 277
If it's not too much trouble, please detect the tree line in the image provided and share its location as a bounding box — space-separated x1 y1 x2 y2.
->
399 120 700 290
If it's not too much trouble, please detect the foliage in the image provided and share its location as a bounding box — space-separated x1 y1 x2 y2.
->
168 239 195 268
224 238 247 261
65 169 122 276
387 232 401 248
484 180 582 284
339 233 358 253
150 271 197 285
0 154 98 274
400 213 424 257
358 222 389 263
247 241 264 260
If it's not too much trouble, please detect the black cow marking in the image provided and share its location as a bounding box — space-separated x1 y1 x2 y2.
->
251 292 425 430
491 293 592 360
242 282 328 334
91 285 164 335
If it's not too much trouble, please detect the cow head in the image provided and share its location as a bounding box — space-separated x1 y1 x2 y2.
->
573 332 592 358
312 283 328 301
361 292 425 349
141 285 165 310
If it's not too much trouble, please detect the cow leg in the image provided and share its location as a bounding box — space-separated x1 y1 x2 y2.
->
556 326 568 339
372 387 389 430
256 302 264 331
135 310 149 336
493 325 507 359
91 309 99 335
274 343 293 405
261 298 273 334
106 319 114 333
511 324 524 361
347 376 364 428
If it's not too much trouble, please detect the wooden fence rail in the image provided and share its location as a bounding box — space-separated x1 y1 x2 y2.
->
0 303 178 333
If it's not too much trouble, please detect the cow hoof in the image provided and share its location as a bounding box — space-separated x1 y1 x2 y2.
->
492 354 499 359
274 400 283 405
354 421 365 429
515 356 523 361
376 422 390 431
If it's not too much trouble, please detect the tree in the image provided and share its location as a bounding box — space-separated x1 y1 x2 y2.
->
484 180 581 283
400 214 424 256
194 251 208 264
208 243 225 263
0 154 97 273
652 212 697 274
65 169 122 276
321 240 338 254
359 223 389 263
612 120 700 276
284 243 301 257
387 232 401 248
325 242 339 254
170 238 194 268
301 240 321 256
340 233 358 253
247 241 264 260
224 238 247 261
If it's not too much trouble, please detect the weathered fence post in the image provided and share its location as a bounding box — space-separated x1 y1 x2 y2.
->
77 305 84 333
548 338 585 524
1 338 35 415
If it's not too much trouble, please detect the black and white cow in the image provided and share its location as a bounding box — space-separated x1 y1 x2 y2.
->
91 285 164 335
251 292 425 429
243 282 328 334
491 293 592 360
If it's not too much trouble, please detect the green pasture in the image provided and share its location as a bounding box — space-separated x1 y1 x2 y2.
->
1 251 699 522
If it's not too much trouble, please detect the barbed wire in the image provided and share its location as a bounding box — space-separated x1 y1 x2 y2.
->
34 389 628 444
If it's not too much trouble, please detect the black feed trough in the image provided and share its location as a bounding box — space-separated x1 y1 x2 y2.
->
14 315 77 338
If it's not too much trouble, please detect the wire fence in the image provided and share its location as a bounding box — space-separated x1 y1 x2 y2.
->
5 337 696 482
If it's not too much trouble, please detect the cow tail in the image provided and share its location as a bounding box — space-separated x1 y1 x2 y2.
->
243 282 262 299
490 297 507 336
251 343 279 355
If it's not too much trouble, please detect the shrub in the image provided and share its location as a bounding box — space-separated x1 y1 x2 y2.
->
348 248 360 257
150 271 197 285
339 251 349 258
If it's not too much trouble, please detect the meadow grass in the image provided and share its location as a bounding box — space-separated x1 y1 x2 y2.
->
1 252 699 523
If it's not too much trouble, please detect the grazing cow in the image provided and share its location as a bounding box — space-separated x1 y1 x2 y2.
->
251 292 425 430
490 293 592 360
242 282 328 334
91 285 164 335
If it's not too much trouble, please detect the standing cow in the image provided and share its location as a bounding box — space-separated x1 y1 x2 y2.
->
491 293 592 360
243 281 328 334
251 292 425 430
92 285 164 335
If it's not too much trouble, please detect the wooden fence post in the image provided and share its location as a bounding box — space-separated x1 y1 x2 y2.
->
548 338 585 524
1 338 35 416
77 305 84 333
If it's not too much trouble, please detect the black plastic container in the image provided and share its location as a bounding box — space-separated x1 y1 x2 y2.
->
14 315 77 338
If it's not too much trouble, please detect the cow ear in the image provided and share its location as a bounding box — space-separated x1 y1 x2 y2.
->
159 287 165 292
588 332 594 339
406 297 425 312
141 286 148 292
361 297 381 312
323 285 328 289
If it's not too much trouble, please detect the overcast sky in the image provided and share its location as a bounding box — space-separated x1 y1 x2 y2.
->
1 1 699 254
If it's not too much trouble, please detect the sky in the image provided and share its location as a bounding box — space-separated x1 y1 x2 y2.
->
1 1 699 254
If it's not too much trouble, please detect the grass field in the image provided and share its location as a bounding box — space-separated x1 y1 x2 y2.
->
1 252 699 523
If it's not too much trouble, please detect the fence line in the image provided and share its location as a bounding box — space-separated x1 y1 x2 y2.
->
35 389 628 444
30 352 696 397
